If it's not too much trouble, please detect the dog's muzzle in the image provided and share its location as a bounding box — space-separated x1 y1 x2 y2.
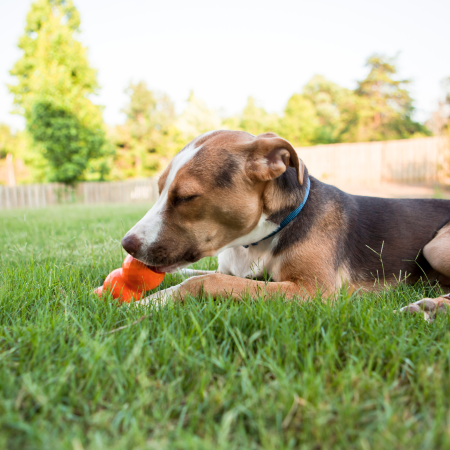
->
121 233 142 257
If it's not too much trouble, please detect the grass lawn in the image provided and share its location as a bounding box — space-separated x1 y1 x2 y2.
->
1 204 450 450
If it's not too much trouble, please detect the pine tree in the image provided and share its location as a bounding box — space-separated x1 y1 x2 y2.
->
8 0 111 184
345 54 429 141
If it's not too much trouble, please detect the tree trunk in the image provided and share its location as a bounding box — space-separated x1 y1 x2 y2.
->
6 153 16 187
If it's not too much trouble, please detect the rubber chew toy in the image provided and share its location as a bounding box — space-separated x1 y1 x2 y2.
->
95 255 165 303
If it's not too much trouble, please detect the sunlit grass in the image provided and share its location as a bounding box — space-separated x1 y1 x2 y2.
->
1 204 450 449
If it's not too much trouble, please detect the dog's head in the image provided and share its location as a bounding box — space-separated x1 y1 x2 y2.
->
122 130 304 273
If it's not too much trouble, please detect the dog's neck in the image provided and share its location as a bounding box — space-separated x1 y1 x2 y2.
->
263 167 310 225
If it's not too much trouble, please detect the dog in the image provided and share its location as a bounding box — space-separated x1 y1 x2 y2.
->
121 130 450 319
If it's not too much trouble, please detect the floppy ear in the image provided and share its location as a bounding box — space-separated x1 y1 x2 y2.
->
246 133 304 185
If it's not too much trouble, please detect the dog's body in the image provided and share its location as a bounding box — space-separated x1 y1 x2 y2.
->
121 130 450 314
219 177 450 288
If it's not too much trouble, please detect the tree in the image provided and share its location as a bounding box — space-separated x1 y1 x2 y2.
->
177 91 222 142
223 97 279 137
0 124 32 184
432 77 450 183
113 81 179 178
278 76 356 146
238 97 279 136
301 75 352 144
444 77 450 136
278 94 319 147
343 54 429 141
0 124 18 160
426 77 450 137
8 0 111 184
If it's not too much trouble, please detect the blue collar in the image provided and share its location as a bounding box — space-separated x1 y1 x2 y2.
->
243 177 311 249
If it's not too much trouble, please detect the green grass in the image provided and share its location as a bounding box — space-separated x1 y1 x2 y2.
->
1 204 450 450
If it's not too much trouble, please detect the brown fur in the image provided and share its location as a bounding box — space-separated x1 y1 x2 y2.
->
176 274 307 301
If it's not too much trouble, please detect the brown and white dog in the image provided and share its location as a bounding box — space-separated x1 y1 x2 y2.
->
121 130 450 318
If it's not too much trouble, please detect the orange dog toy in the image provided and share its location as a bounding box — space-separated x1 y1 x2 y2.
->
95 255 165 303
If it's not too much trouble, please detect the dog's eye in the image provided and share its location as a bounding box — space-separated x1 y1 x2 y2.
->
172 195 199 207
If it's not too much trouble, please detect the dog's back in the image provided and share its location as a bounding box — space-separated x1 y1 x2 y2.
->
313 179 450 285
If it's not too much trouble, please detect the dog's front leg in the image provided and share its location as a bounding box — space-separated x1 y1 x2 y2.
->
136 273 308 307
134 269 218 308
177 268 217 279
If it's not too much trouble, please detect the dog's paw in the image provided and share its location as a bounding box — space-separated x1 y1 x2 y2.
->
122 285 181 309
396 294 450 322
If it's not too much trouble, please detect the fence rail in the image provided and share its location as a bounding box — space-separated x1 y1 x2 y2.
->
1 136 448 209
0 178 159 209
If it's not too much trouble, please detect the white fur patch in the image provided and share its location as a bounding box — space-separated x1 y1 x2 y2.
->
199 129 221 138
214 213 281 281
335 265 351 289
136 275 207 307
217 217 282 281
124 137 205 247
215 213 278 252
137 284 180 307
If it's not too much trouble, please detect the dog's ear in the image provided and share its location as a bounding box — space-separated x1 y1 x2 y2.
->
245 133 304 185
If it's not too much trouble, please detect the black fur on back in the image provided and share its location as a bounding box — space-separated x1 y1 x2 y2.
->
271 170 450 284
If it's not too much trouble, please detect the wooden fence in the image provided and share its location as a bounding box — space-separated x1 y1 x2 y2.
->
0 178 159 209
296 136 448 186
0 136 448 209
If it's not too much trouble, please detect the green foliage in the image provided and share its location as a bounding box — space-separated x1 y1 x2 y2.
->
278 75 352 146
302 75 352 144
29 102 110 184
6 26 434 182
278 94 319 146
225 55 429 148
0 124 37 184
444 77 450 136
278 56 429 146
224 97 279 136
346 54 430 142
8 0 111 184
177 91 222 141
78 58 435 180
112 82 180 178
0 124 19 159
2 204 450 448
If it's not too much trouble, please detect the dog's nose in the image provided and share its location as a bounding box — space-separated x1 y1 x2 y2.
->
121 234 142 256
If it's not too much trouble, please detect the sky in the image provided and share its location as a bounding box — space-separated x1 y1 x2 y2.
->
1 0 449 130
